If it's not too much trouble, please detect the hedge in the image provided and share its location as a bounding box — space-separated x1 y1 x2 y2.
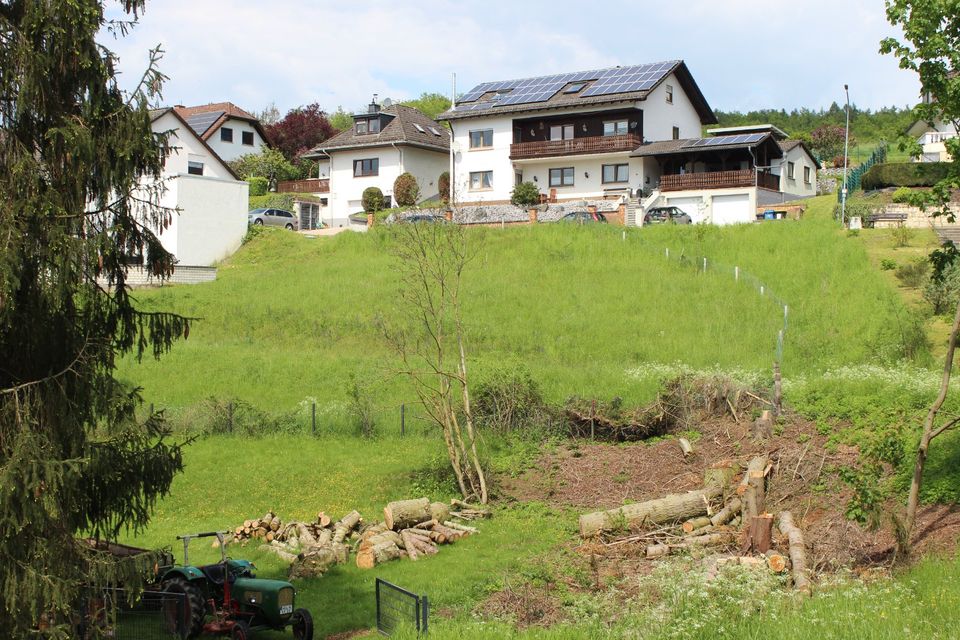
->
861 162 951 189
248 192 319 212
246 176 268 197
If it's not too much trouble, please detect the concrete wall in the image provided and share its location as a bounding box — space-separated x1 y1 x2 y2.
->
206 117 267 163
449 113 517 203
640 73 704 142
777 146 818 198
174 174 248 266
155 111 234 179
400 146 449 202
328 146 401 219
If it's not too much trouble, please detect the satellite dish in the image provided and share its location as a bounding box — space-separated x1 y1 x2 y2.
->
382 98 393 108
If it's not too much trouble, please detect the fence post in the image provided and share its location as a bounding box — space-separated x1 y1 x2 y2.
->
622 230 626 241
665 247 669 259
421 594 429 634
735 266 739 281
227 402 233 433
311 402 316 435
773 361 783 417
783 305 789 325
401 404 405 437
149 402 154 416
590 399 596 440
759 285 764 296
702 257 707 272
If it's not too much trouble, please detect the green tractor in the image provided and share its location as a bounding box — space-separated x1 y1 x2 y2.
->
160 531 313 640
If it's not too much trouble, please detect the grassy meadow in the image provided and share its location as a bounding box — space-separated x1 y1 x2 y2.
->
118 196 960 637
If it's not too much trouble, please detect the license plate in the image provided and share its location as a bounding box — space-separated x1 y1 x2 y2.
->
280 605 293 615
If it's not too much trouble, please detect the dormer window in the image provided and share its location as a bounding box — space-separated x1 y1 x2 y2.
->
356 118 380 135
356 120 368 135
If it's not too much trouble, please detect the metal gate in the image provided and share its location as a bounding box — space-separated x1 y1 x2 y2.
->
77 588 189 639
375 578 429 636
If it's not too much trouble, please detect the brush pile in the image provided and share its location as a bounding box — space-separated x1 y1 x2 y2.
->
220 498 490 579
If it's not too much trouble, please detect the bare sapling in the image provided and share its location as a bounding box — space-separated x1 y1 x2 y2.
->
382 222 488 503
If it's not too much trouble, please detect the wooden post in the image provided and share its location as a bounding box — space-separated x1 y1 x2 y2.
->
149 402 154 416
227 401 234 433
311 401 316 435
401 404 406 437
617 203 626 225
590 399 596 440
528 208 538 223
773 362 783 416
445 208 453 222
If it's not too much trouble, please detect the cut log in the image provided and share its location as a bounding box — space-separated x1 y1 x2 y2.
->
400 530 422 561
316 512 332 528
426 530 446 544
259 544 297 563
359 530 402 552
413 519 438 530
644 531 735 559
579 484 724 538
743 514 774 554
752 410 773 440
432 524 463 542
356 541 402 569
765 549 788 573
679 437 694 458
682 516 712 534
710 498 742 527
778 511 811 594
703 461 738 490
332 510 362 544
288 543 349 580
688 524 716 537
384 498 431 530
442 520 478 534
430 502 451 523
736 457 769 496
411 537 438 555
270 519 281 532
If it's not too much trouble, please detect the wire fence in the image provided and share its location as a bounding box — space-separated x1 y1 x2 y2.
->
837 142 887 200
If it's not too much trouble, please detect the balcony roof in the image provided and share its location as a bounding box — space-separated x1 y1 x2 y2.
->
631 133 783 159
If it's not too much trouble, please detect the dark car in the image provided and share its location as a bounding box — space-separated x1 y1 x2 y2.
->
559 211 607 224
643 206 692 225
396 213 447 224
248 207 299 230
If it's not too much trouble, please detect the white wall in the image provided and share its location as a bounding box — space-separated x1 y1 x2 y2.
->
402 146 449 201
450 114 516 203
154 111 234 180
174 174 248 266
777 146 818 198
206 117 267 163
640 73 704 142
514 155 643 200
328 146 401 221
664 187 758 225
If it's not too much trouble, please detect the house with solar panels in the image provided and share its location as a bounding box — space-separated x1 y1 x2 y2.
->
173 102 270 163
146 108 249 267
439 60 813 225
303 100 449 227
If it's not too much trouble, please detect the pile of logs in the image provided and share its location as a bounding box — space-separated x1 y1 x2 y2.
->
221 498 489 579
578 456 811 593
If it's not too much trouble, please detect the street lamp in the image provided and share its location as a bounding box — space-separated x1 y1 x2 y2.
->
841 84 850 227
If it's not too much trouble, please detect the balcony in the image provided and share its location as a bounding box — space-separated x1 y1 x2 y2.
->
919 131 958 145
277 178 329 194
510 133 642 160
660 169 780 192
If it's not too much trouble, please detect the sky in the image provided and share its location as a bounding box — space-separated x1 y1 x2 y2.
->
104 0 919 118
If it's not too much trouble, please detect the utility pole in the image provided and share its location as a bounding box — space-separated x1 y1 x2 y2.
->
841 84 851 227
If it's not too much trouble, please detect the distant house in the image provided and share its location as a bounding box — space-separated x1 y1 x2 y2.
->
438 60 816 225
302 99 449 227
907 118 958 162
148 108 248 267
173 102 270 163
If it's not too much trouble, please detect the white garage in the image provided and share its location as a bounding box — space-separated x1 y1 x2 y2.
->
711 193 753 225
666 196 706 223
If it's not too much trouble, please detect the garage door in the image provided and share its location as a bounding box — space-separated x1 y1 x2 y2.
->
666 197 705 223
712 193 752 225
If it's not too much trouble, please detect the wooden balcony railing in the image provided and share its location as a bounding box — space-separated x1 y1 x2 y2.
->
660 170 780 192
277 178 330 194
510 133 642 160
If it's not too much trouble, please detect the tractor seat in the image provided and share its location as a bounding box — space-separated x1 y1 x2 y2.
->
198 564 236 586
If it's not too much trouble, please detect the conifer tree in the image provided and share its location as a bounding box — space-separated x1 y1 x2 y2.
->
0 1 188 635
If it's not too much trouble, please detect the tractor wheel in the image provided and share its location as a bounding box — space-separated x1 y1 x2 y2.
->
162 577 206 639
291 608 314 640
231 620 251 640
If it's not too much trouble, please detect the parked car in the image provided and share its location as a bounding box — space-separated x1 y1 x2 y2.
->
248 208 299 230
643 206 692 225
559 211 607 224
396 213 448 224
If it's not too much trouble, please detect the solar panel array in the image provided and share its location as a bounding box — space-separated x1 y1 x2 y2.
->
682 133 766 148
184 111 224 136
456 61 679 112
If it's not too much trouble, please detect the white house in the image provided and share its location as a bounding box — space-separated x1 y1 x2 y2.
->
908 118 958 162
439 60 809 225
303 101 449 227
148 108 248 267
173 102 270 163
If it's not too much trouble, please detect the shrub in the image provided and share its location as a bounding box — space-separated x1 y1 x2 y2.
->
891 186 913 203
247 176 268 196
891 224 914 248
393 172 420 207
923 261 960 314
473 364 551 435
880 258 898 271
362 186 385 213
511 181 541 207
895 257 930 288
861 162 951 189
438 171 450 203
832 154 849 168
249 193 294 211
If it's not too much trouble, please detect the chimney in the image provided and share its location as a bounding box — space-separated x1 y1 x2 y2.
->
369 94 380 114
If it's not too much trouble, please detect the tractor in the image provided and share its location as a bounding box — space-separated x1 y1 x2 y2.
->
159 531 313 640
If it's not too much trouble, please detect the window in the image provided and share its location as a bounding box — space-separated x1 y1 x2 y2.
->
353 158 379 177
355 120 368 135
369 118 381 133
429 126 443 136
672 126 680 140
549 167 575 187
804 166 811 184
602 164 629 184
666 84 674 104
549 124 574 140
187 160 204 176
603 120 628 136
242 131 254 145
220 127 233 142
564 82 587 94
787 161 796 179
469 170 492 190
469 129 493 149
414 123 426 133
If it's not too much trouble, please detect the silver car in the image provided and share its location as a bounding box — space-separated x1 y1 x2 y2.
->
248 208 299 230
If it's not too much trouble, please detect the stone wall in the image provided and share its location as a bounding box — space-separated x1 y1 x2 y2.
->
101 265 218 288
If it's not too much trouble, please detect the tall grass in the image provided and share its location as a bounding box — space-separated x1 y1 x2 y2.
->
120 214 915 429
